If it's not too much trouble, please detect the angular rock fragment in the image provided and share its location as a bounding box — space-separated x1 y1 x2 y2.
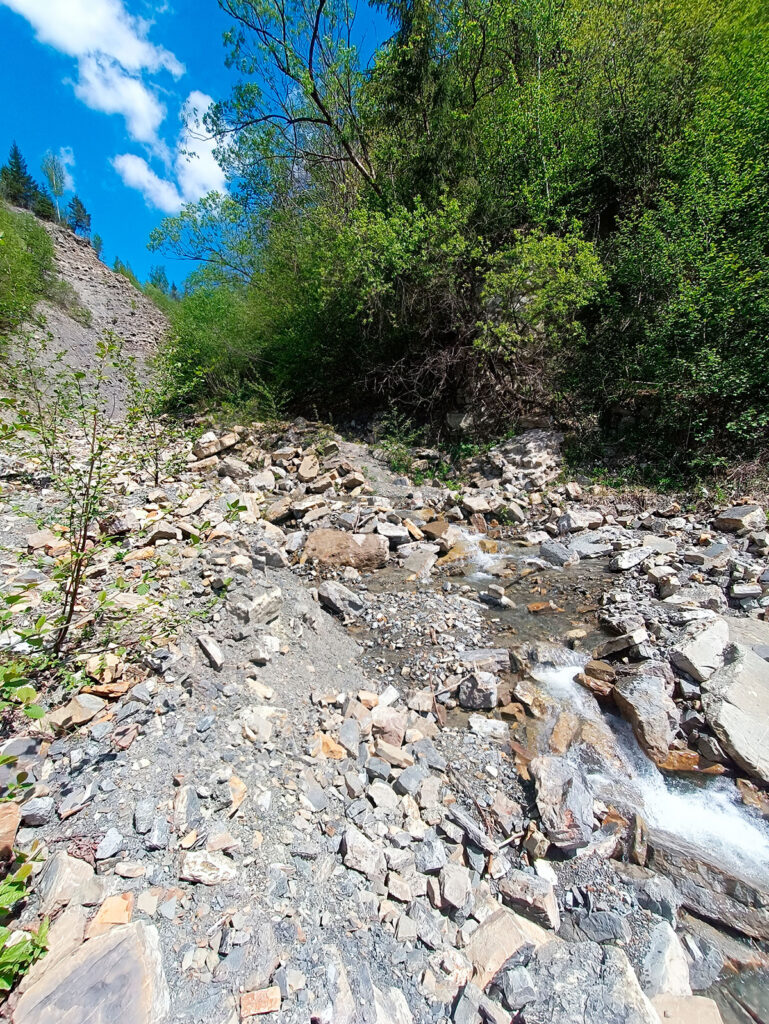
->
13 922 169 1024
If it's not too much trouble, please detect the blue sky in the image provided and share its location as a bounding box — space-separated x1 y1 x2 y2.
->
0 0 391 284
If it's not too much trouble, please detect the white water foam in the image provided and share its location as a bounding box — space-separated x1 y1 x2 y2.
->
530 664 769 878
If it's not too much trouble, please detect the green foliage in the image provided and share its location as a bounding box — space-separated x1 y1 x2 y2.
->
41 151 66 220
0 143 36 209
151 0 769 472
91 234 104 259
0 204 55 338
66 195 91 237
0 921 48 992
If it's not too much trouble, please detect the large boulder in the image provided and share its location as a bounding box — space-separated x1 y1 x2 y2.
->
530 756 594 851
13 922 169 1024
612 674 678 765
648 829 769 940
670 619 729 683
701 643 769 784
713 505 766 533
304 529 389 569
523 939 659 1024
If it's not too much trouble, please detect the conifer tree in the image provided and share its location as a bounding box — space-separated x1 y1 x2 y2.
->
0 142 36 208
66 194 91 237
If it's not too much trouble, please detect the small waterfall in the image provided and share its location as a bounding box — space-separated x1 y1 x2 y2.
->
530 664 769 878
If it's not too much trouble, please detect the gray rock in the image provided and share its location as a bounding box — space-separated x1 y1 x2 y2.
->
134 799 154 835
414 835 447 874
540 539 578 567
610 547 656 571
501 965 537 1010
95 828 124 861
530 756 594 851
20 796 54 827
576 910 631 943
179 850 238 885
670 619 729 683
701 643 769 784
145 815 169 851
524 939 659 1024
458 671 498 711
640 921 692 998
318 580 367 619
713 505 766 533
13 922 169 1024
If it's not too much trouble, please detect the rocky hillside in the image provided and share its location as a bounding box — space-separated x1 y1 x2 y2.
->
1 406 768 1023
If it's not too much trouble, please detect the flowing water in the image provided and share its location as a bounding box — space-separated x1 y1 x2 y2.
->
530 663 769 879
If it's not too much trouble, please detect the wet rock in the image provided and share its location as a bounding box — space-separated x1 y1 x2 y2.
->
524 940 660 1024
640 921 692 997
13 922 169 1024
540 539 578 567
530 756 594 851
670 619 729 683
648 829 769 940
701 643 769 784
304 528 389 569
613 674 677 764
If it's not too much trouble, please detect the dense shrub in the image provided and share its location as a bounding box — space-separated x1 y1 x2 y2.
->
150 0 769 472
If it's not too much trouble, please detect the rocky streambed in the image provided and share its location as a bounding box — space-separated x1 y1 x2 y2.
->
1 420 768 1024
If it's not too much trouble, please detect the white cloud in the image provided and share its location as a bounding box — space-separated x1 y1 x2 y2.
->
74 55 166 148
1 0 183 75
58 147 75 191
175 92 226 199
111 153 183 214
1 0 183 146
113 92 226 212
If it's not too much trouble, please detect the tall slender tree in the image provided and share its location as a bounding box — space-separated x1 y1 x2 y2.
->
41 151 66 220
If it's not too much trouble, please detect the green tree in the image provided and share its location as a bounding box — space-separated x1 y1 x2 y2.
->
0 143 36 209
66 195 91 237
30 187 56 222
91 234 104 259
40 151 66 220
148 264 169 293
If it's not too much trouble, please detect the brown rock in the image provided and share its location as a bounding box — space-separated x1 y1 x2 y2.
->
0 802 20 859
85 892 134 939
652 994 723 1023
464 907 549 988
241 986 281 1016
303 529 389 569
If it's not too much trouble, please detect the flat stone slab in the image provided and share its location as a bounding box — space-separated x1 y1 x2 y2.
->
13 922 169 1024
701 643 769 784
